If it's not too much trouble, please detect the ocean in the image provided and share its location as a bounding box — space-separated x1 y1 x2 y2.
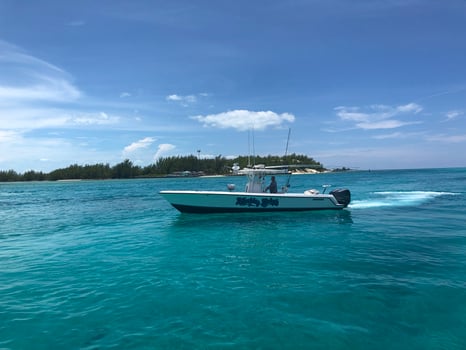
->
1 168 465 349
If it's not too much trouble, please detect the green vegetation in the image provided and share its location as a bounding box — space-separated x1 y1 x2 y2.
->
332 166 351 172
0 153 326 182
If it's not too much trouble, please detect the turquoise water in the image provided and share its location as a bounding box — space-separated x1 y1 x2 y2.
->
1 168 465 349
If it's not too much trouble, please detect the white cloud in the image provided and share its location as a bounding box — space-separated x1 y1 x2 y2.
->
0 107 119 130
0 41 93 133
166 94 197 106
0 80 80 102
396 103 423 114
372 131 424 140
154 143 176 160
0 41 81 104
444 110 463 121
123 137 155 154
0 132 75 171
120 92 131 98
357 120 419 130
427 134 466 143
335 107 370 122
334 103 423 130
0 130 22 144
72 112 120 125
372 132 403 139
191 110 295 131
166 93 211 106
0 40 65 75
166 94 182 101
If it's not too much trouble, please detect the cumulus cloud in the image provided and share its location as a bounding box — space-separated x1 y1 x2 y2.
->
191 110 295 131
335 103 422 130
154 143 176 160
123 137 155 154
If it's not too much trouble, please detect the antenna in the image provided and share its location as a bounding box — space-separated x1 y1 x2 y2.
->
283 128 292 189
284 128 291 158
252 127 256 166
247 129 251 167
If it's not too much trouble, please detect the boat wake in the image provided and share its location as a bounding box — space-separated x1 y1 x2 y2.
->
349 191 457 209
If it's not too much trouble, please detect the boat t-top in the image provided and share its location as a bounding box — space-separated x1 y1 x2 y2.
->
160 165 351 214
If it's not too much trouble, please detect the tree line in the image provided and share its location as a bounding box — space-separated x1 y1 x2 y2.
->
0 153 325 182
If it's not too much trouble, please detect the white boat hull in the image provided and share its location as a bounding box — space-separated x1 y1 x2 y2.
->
159 190 348 213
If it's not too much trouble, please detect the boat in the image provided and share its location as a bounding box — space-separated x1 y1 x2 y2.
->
165 170 204 178
159 165 351 214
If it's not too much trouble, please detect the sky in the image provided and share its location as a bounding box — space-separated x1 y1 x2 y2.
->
0 0 465 172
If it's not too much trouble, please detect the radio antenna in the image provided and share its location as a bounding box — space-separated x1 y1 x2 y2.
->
284 128 291 158
247 129 251 167
247 127 256 167
252 127 256 166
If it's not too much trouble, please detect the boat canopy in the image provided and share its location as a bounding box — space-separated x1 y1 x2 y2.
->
238 164 290 176
239 165 291 193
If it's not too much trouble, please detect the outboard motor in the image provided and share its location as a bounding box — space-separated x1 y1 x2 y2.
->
329 189 351 207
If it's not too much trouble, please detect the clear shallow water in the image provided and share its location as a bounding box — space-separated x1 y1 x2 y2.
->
1 168 465 349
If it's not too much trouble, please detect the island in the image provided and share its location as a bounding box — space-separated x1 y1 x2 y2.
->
0 154 350 182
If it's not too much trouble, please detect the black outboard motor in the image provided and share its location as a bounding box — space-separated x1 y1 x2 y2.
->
329 189 351 207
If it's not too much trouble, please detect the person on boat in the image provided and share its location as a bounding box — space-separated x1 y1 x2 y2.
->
264 176 278 193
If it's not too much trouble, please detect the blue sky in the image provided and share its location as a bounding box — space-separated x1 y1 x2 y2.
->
1 0 465 172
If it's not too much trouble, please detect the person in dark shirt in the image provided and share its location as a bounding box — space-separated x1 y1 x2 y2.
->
265 176 278 193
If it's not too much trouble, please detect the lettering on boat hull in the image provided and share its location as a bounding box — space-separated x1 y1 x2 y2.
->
235 197 279 208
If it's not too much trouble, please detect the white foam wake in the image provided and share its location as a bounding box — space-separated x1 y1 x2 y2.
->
349 191 457 209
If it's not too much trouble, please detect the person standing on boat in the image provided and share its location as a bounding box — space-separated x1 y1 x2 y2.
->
265 176 278 193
